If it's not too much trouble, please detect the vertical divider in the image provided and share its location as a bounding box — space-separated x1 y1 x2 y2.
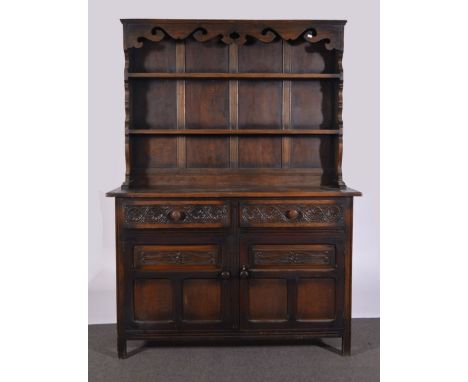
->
282 41 292 168
335 50 346 188
176 41 186 168
229 43 239 168
123 49 131 187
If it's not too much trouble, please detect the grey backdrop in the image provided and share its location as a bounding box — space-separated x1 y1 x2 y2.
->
89 0 379 324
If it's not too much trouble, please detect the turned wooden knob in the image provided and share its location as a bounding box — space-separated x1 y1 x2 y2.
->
169 210 183 221
286 209 299 220
239 265 249 279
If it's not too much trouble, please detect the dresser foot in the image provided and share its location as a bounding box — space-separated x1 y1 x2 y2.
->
118 338 127 359
341 335 351 356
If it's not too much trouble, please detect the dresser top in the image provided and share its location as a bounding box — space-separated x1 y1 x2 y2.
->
106 186 361 198
120 19 347 25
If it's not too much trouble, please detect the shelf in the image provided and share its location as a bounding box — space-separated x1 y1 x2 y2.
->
127 129 343 136
127 72 342 80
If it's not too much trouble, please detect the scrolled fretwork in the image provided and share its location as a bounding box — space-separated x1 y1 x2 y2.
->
123 21 344 50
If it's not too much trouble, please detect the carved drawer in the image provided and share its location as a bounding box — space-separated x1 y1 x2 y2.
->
133 245 221 270
250 244 336 269
239 200 345 228
123 200 230 228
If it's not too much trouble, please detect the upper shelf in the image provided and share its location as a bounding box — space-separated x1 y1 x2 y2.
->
127 72 342 80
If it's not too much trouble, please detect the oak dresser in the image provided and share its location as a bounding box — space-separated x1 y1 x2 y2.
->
107 19 361 358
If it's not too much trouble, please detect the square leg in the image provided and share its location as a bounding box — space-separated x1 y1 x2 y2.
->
342 332 351 356
118 338 127 359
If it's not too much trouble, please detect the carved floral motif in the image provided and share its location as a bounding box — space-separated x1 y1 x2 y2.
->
124 204 229 225
240 204 344 225
252 250 332 265
135 248 219 266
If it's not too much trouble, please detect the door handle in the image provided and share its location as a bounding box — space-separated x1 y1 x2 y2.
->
219 271 231 280
239 265 249 279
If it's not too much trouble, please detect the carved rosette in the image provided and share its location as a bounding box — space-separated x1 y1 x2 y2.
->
123 21 344 50
124 204 229 226
240 204 344 225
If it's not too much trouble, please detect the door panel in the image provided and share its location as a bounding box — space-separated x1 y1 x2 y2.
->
240 231 344 331
296 278 336 321
133 279 174 322
182 279 222 321
248 279 288 321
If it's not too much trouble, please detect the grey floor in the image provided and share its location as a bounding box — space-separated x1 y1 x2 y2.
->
89 318 379 382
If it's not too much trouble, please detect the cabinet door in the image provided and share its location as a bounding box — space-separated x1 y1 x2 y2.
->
239 232 344 331
124 232 235 331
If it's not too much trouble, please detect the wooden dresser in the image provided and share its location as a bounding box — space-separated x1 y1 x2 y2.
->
107 19 361 358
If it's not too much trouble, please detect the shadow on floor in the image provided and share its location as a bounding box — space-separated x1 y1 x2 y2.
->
89 318 379 382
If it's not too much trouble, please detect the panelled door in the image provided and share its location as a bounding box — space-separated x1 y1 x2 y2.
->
124 232 236 331
239 231 344 331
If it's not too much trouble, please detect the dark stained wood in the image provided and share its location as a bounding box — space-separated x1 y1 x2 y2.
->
185 38 229 72
127 129 342 135
249 244 336 269
238 81 282 129
290 40 338 73
133 244 221 271
186 137 230 168
107 185 362 198
130 80 177 129
238 39 283 72
291 81 326 129
122 200 231 229
183 279 222 321
239 199 345 228
185 81 230 129
129 38 176 72
175 41 186 168
248 279 288 321
128 72 341 79
290 136 322 167
109 19 360 359
238 137 282 168
297 278 336 320
130 136 177 169
133 279 173 321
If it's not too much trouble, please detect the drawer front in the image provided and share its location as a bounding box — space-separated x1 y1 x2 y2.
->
240 200 345 228
250 244 336 269
123 200 231 228
134 244 221 271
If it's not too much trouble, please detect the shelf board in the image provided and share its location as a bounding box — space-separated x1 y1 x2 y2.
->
127 72 342 80
127 129 343 136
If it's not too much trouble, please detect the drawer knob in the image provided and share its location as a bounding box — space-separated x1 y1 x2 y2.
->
168 210 184 222
219 271 231 280
239 265 249 279
286 209 299 220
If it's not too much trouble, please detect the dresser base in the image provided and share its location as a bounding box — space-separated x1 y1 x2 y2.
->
117 330 351 359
